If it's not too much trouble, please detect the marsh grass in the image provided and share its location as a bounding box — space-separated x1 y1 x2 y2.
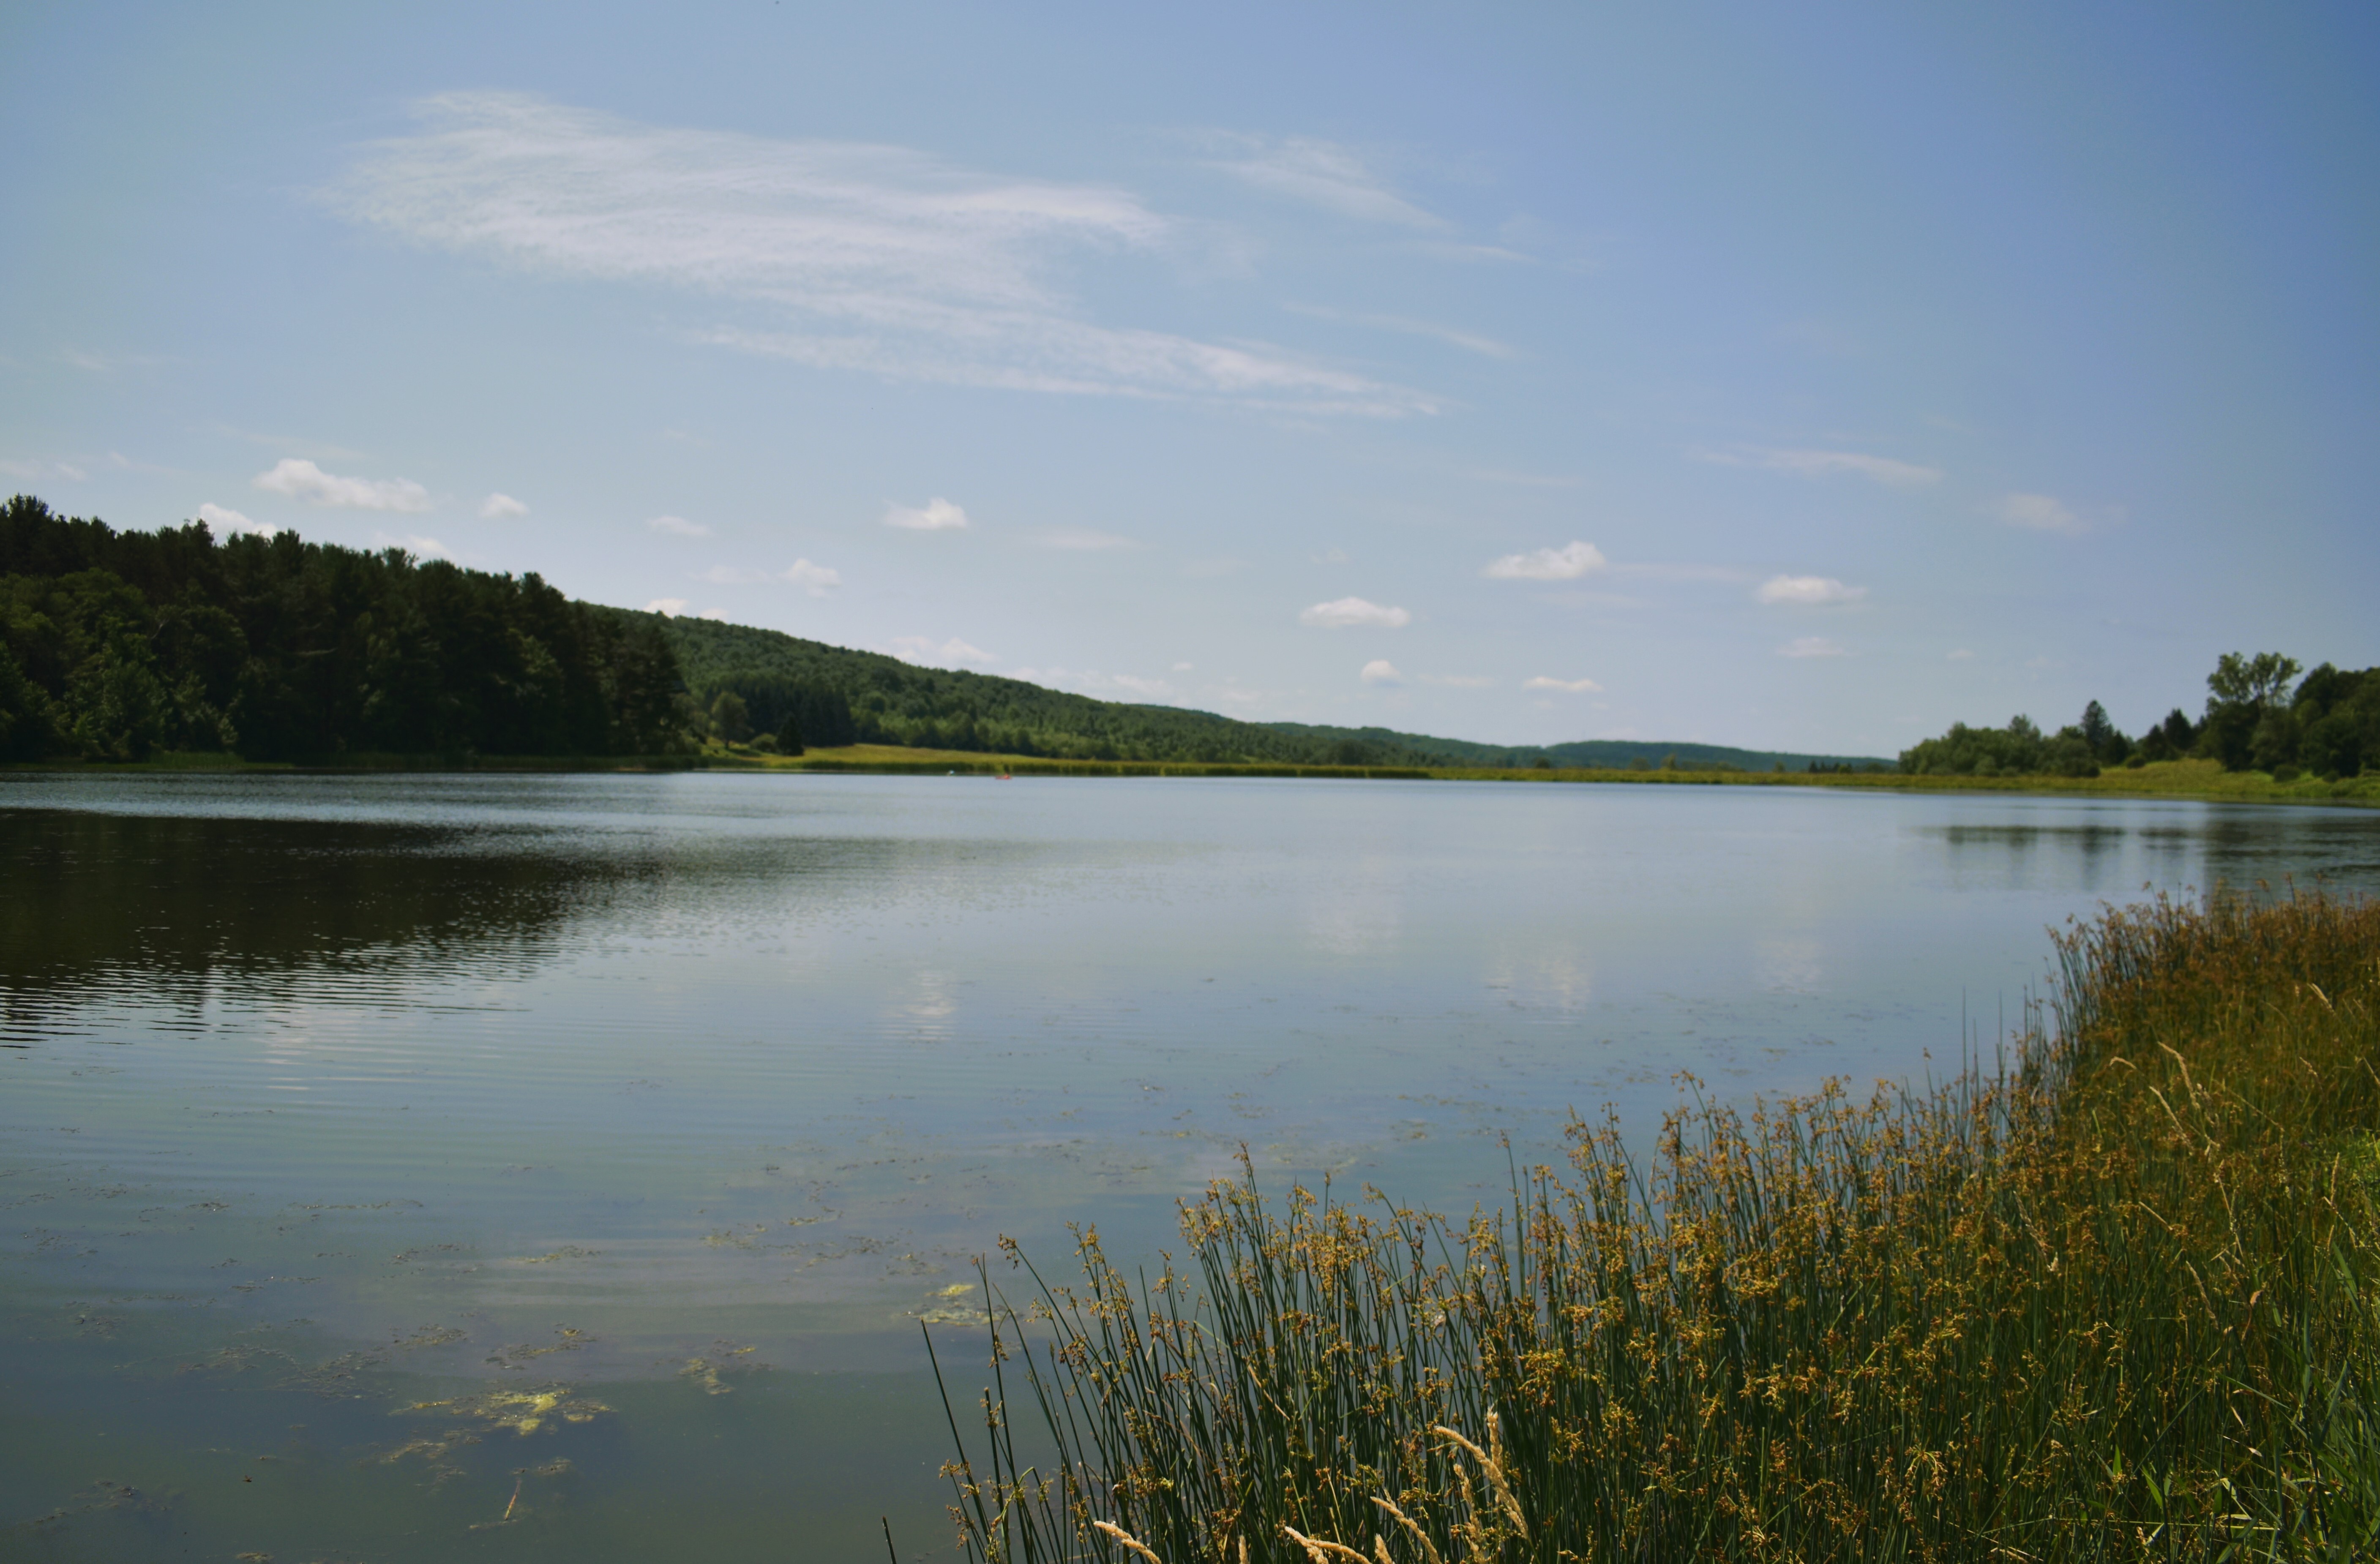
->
934 891 2380 1561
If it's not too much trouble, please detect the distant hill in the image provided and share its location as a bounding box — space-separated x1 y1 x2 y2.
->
1263 723 1889 772
646 613 1891 770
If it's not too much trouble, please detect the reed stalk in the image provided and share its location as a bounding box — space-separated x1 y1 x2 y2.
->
937 890 2380 1561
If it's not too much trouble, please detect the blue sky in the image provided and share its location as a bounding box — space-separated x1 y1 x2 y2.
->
4 2 2374 755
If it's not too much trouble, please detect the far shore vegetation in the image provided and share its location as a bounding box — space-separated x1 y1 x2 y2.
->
937 890 2380 1561
4 496 2375 806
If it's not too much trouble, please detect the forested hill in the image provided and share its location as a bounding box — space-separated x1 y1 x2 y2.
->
1258 723 1889 773
0 496 1889 769
647 610 1893 769
643 610 1444 764
1 497 680 761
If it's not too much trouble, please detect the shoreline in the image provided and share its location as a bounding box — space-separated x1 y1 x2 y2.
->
6 750 2375 808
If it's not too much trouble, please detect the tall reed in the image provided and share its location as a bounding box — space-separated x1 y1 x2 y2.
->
935 891 2380 1561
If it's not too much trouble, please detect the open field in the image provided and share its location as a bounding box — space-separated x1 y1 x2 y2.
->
939 890 2380 1561
753 749 2380 807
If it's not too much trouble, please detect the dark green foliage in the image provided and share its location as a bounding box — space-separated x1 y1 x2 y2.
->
2184 656 2380 777
2290 664 2379 779
1897 706 2106 778
707 690 752 744
2200 650 2305 772
1899 713 2069 776
2137 708 2196 763
0 495 685 761
646 612 1446 765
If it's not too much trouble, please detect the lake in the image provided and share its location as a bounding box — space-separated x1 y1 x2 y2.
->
5 771 2377 1561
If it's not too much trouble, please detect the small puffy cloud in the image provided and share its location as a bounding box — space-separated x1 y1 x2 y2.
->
1755 575 1868 605
649 514 710 537
478 492 528 519
699 608 731 621
374 531 451 559
1360 659 1403 686
1523 675 1603 693
1700 447 1941 488
254 457 432 512
1995 492 2087 533
644 597 690 616
1779 637 1848 659
1300 596 1411 629
884 497 969 531
890 635 996 666
783 558 841 596
1483 540 1606 581
197 502 278 540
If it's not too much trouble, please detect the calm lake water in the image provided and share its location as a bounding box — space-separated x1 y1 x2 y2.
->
5 771 2378 1561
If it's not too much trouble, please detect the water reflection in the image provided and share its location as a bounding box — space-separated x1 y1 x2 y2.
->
4 774 2377 1561
1919 809 2380 899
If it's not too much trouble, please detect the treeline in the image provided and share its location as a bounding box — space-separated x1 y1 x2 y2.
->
1262 724 1889 773
0 496 683 762
647 613 1455 766
1900 651 2380 780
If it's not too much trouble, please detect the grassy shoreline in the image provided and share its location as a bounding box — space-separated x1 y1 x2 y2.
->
939 891 2380 1561
8 749 2375 808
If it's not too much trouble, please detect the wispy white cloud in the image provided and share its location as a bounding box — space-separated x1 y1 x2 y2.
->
649 513 710 537
1300 596 1411 629
890 635 996 666
1755 575 1867 605
1468 468 1583 489
1523 675 1603 693
1484 540 1606 581
1285 302 1516 360
1994 492 2093 534
644 597 691 616
374 531 450 559
783 558 841 595
478 492 528 519
884 497 969 531
1360 659 1403 686
333 93 1432 417
0 457 89 482
254 457 432 512
1698 447 1941 488
1779 637 1848 659
1033 527 1136 550
1198 134 1440 227
197 502 278 539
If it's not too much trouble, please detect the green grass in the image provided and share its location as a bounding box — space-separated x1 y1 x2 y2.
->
935 891 2380 1561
